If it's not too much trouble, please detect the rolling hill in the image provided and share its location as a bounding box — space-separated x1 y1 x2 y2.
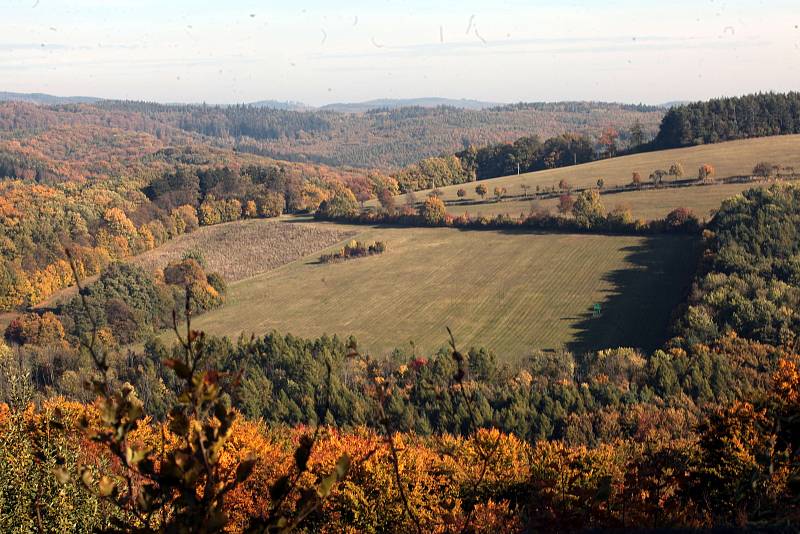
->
389 135 800 211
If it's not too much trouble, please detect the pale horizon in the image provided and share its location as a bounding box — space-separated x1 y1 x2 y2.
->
2 0 799 106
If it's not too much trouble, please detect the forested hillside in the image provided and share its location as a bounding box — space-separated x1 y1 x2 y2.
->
0 103 392 311
94 100 662 168
653 92 800 149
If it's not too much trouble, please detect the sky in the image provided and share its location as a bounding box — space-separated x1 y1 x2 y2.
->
1 0 799 106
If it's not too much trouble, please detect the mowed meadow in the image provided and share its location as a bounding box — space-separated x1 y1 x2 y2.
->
448 181 762 221
179 221 697 361
391 134 800 205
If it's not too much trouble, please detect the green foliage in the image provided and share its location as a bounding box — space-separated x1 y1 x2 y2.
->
654 92 800 149
675 184 800 347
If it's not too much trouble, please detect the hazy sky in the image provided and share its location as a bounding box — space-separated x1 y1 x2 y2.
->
2 0 799 105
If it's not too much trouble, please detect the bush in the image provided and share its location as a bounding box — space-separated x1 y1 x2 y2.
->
206 272 227 294
320 240 387 263
753 161 774 178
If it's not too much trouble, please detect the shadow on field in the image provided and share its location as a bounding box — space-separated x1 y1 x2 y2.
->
565 235 700 354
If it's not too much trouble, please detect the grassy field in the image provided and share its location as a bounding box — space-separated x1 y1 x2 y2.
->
180 223 697 361
132 217 355 282
387 135 800 205
446 181 766 221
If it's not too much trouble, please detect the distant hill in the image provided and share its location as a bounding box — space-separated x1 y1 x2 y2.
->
660 100 691 108
248 99 311 111
0 91 102 105
320 97 500 113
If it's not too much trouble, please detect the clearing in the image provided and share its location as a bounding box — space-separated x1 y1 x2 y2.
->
180 222 698 361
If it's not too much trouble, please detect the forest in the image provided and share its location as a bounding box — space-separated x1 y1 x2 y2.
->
72 99 665 168
653 92 800 149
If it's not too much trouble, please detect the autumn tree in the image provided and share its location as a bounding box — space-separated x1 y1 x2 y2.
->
753 161 774 178
698 164 716 182
571 190 605 227
668 162 684 180
457 188 467 199
598 126 619 157
557 193 575 215
377 189 396 211
316 186 359 218
475 183 488 200
650 169 667 186
629 120 645 147
420 196 446 225
632 171 642 187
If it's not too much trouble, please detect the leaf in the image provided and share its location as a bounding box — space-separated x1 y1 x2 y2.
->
98 476 116 497
169 411 190 436
80 468 94 488
334 454 351 479
125 445 148 467
294 435 313 472
164 358 192 379
270 475 291 502
236 456 257 483
53 467 70 484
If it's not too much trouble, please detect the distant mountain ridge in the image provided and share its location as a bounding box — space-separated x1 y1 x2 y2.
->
319 97 501 112
0 91 103 105
247 99 312 111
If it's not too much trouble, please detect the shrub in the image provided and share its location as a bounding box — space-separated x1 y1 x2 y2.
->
320 240 387 263
753 161 774 178
457 188 467 199
664 207 700 232
182 249 207 268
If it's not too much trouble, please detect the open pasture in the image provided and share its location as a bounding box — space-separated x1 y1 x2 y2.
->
183 223 697 360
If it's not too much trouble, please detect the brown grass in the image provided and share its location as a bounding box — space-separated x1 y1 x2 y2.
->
132 218 356 282
447 181 770 222
385 134 800 205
